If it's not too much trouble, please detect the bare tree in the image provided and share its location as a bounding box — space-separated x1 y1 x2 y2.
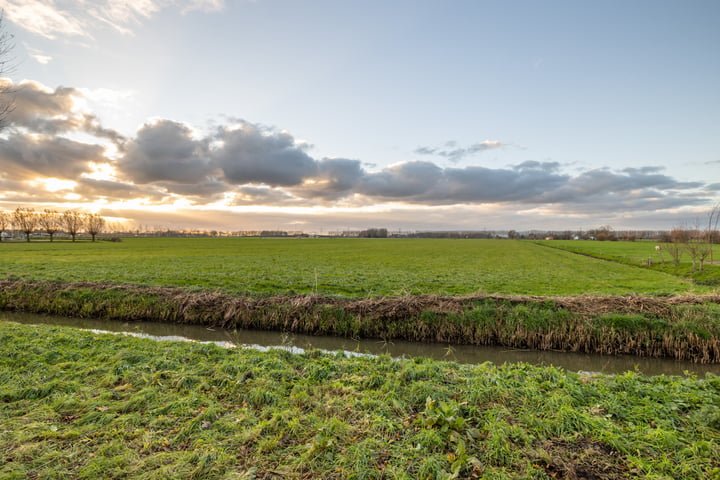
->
0 210 9 241
38 209 60 242
663 228 687 266
0 13 15 128
708 201 720 264
62 210 84 242
13 207 37 242
85 213 105 242
684 220 712 271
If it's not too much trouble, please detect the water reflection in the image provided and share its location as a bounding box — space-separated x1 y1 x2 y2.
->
3 311 719 376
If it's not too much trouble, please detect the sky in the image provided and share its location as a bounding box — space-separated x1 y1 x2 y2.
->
0 0 719 233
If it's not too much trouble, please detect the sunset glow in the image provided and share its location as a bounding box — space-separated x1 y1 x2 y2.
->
1 1 718 232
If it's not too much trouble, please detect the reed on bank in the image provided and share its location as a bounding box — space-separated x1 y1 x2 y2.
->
1 321 719 479
1 280 719 363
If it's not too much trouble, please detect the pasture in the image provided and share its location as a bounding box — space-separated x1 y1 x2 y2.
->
0 237 704 296
541 239 720 286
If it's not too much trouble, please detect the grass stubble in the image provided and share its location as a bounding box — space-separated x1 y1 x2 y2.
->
1 322 719 479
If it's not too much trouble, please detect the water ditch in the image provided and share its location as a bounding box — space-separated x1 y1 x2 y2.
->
3 310 719 376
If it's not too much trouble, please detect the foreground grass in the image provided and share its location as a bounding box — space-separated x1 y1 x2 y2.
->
1 322 719 479
0 238 700 296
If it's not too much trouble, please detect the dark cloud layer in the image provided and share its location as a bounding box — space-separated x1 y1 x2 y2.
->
0 132 103 179
0 80 124 185
2 80 125 143
0 79 714 225
212 122 317 186
122 120 213 184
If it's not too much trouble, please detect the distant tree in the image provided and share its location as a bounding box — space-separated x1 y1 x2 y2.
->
664 228 687 266
13 207 37 242
621 231 637 241
359 228 388 238
0 210 9 241
507 230 518 239
62 210 84 242
38 209 60 242
594 225 616 241
85 213 105 242
685 220 712 271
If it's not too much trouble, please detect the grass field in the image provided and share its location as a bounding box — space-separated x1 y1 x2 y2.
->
0 238 705 296
539 239 720 286
1 321 719 479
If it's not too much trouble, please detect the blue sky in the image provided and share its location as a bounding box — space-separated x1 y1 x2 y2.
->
1 0 719 232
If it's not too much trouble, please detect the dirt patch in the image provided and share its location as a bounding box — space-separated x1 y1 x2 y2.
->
536 437 632 480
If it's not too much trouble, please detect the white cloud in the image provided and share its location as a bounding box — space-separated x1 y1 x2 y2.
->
4 0 226 40
3 0 88 39
77 87 136 110
181 0 225 13
24 44 53 64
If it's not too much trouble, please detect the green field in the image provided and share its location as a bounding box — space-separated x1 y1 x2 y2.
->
0 238 706 296
1 322 718 479
540 239 720 286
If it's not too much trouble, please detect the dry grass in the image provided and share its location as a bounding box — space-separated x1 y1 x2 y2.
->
1 280 719 362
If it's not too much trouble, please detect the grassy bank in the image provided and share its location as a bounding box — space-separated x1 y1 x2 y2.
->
1 280 719 363
0 238 700 296
1 322 718 479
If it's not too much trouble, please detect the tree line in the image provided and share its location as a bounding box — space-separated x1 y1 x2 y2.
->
0 208 106 242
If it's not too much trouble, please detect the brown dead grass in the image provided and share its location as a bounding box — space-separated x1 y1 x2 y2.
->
2 279 717 318
1 280 719 362
537 437 632 480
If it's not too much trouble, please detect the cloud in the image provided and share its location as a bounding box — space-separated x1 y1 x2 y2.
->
360 161 442 198
537 167 702 204
24 44 53 65
121 119 213 183
211 121 318 186
3 1 87 39
415 140 507 162
354 161 568 204
0 132 104 179
231 185 299 206
4 0 225 40
0 80 126 145
0 79 127 193
76 178 164 201
1 78 715 230
4 80 78 130
295 158 365 199
154 179 229 200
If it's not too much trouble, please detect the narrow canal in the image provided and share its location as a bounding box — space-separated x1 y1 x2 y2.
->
3 311 718 376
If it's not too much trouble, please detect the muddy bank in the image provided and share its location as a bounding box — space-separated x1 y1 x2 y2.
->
1 280 718 362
